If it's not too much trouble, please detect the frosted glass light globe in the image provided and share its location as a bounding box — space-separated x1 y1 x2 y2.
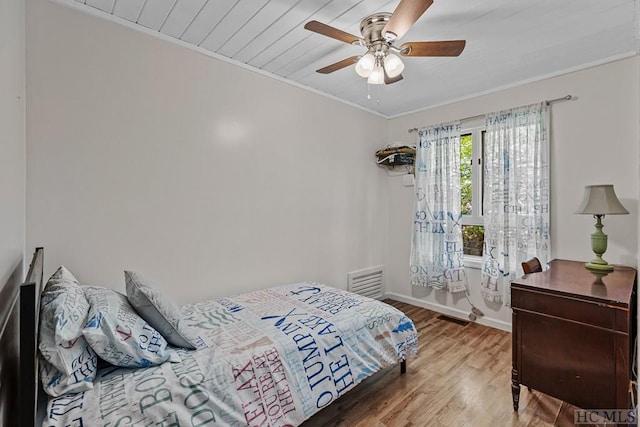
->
367 65 385 84
384 53 404 78
355 53 375 77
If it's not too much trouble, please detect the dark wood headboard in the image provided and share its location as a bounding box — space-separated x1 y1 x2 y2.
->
19 247 44 427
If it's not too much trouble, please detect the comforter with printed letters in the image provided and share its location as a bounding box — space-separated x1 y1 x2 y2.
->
43 282 418 427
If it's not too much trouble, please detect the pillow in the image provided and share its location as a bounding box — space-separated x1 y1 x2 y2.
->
38 266 98 392
39 266 89 345
83 286 179 367
125 271 196 349
40 339 98 397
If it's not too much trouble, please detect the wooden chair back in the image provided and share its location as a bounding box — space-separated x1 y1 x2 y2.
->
521 257 542 274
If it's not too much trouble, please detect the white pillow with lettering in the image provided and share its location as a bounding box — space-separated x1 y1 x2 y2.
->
125 271 196 349
83 286 179 368
38 267 95 365
40 339 98 397
38 266 98 396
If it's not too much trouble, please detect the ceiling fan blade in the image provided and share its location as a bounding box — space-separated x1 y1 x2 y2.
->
400 40 466 57
316 56 360 74
383 0 433 41
304 21 363 45
384 70 404 85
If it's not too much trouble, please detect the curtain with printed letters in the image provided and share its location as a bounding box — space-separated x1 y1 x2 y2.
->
480 102 550 305
410 122 467 293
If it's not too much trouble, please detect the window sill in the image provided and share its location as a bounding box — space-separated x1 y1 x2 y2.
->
464 255 483 270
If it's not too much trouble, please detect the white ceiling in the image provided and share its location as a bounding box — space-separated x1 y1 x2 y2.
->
56 0 637 118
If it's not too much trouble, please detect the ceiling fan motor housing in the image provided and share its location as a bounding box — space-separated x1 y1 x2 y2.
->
360 13 393 47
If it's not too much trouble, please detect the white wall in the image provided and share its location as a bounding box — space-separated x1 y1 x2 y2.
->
25 0 388 304
0 0 26 293
386 57 640 330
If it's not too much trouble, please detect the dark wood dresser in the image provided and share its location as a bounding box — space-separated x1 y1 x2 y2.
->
511 259 637 411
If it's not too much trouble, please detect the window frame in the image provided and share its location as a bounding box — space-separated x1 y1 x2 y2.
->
460 121 486 268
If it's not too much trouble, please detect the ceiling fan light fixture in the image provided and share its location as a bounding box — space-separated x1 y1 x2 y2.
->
355 52 375 77
367 65 385 84
304 0 465 87
384 53 404 78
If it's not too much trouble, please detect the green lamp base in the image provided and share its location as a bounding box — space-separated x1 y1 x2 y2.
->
585 261 614 272
585 215 614 272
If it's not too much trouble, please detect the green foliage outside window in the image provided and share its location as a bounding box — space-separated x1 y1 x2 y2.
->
460 133 483 256
462 225 484 256
460 134 473 215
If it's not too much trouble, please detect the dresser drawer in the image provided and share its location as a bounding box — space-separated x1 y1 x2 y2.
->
511 287 629 333
516 310 618 409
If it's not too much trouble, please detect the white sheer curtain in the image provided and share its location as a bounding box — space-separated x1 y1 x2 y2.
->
481 102 550 305
410 122 467 293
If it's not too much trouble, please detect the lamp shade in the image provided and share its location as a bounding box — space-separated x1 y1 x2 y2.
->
575 185 629 215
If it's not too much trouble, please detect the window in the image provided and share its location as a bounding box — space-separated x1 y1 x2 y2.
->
460 127 485 258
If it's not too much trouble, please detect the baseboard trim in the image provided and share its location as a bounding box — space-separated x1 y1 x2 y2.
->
385 292 512 332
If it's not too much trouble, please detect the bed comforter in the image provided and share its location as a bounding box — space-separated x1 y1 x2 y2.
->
43 282 418 426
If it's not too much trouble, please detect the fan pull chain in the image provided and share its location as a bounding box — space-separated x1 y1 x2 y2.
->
366 83 382 104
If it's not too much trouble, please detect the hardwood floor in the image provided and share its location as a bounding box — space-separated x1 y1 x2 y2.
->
302 300 608 427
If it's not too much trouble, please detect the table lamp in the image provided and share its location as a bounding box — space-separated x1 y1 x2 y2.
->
575 184 628 271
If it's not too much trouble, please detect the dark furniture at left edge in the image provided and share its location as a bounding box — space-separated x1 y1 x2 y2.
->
511 259 637 412
19 247 44 427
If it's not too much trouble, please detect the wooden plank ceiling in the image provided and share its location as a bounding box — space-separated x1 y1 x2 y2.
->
64 0 636 117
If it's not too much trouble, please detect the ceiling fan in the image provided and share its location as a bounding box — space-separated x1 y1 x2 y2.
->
304 0 465 85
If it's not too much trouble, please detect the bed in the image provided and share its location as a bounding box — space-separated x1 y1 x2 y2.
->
17 248 418 426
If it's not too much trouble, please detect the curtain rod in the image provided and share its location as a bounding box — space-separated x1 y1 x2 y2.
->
407 94 573 133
